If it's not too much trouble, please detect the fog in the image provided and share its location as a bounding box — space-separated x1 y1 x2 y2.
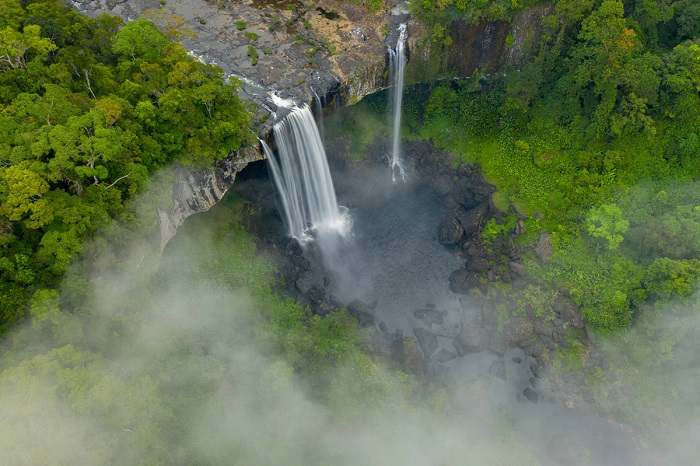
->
1 146 700 465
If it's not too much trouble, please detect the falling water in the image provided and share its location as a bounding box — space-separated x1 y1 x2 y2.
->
263 105 351 259
311 88 325 142
389 23 407 182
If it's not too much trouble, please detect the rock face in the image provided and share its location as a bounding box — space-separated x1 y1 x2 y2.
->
156 145 263 250
437 217 464 245
80 0 395 118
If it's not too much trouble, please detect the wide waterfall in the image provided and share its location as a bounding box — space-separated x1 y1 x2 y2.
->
389 23 407 182
263 105 350 259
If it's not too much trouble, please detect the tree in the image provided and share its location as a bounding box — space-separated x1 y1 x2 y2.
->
0 162 54 229
0 24 56 71
112 19 168 64
586 203 629 250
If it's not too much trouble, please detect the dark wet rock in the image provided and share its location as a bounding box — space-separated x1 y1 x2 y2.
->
503 317 535 343
509 261 528 276
487 336 509 355
432 174 454 196
434 348 457 363
465 257 490 272
414 308 445 326
438 216 464 245
481 300 499 325
489 360 507 380
535 230 554 263
290 253 311 270
554 297 585 329
306 285 325 303
468 176 496 201
314 301 334 316
530 376 542 388
398 337 423 375
414 328 439 358
378 322 389 335
458 322 490 352
296 271 325 295
531 363 543 379
348 299 371 314
523 387 538 403
426 361 454 387
449 268 479 294
347 300 374 327
512 357 522 364
524 342 545 358
452 338 468 357
455 202 490 236
532 319 554 338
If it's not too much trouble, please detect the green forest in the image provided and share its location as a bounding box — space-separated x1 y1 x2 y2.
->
1 0 699 463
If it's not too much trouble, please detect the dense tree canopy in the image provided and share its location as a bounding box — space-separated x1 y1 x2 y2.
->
0 0 254 334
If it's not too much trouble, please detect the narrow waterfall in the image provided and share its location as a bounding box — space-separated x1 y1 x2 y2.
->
263 105 350 254
389 23 407 182
311 88 325 142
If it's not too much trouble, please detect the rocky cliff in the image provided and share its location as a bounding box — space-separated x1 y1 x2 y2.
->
73 0 549 248
156 145 264 249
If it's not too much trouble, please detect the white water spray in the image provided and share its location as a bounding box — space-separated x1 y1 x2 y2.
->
389 23 407 182
263 106 351 257
311 88 325 142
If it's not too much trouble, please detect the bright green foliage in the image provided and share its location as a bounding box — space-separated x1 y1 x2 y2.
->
586 203 629 250
0 24 57 71
0 0 253 334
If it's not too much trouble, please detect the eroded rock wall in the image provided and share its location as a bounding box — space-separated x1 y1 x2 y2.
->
156 145 264 250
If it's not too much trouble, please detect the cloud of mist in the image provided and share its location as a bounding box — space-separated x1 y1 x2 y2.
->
1 164 700 466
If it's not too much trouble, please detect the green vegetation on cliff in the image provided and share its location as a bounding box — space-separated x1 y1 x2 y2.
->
409 0 700 333
0 0 254 334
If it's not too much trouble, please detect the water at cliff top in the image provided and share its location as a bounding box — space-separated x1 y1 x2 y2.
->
264 105 351 265
389 23 407 182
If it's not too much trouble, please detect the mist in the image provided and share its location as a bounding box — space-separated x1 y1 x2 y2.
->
1 132 700 466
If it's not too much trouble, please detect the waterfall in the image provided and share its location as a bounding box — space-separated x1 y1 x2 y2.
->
389 23 407 182
263 105 350 254
311 88 325 142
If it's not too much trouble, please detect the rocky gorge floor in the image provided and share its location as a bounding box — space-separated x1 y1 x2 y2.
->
230 131 648 464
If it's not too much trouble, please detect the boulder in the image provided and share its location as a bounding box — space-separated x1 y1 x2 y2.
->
455 202 490 236
434 348 457 363
503 317 535 343
554 298 585 329
449 268 479 294
432 174 454 196
426 361 454 387
523 387 538 403
414 308 445 326
481 300 498 325
347 300 375 327
452 338 468 357
465 257 490 272
398 337 424 375
489 360 507 380
438 216 464 245
509 261 528 276
458 322 490 352
413 327 439 358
